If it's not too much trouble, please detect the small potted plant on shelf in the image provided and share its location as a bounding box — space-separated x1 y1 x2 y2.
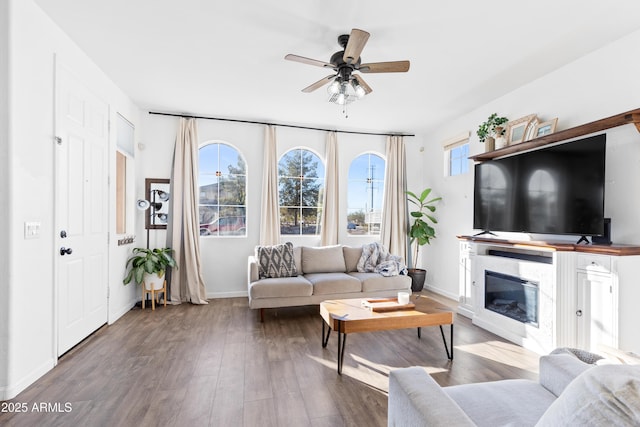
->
406 188 441 292
123 247 178 290
477 113 508 151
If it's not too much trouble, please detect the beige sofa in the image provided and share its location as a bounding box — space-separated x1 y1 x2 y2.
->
247 245 411 321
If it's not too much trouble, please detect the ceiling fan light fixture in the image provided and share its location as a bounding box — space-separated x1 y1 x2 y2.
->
327 80 340 95
352 79 366 99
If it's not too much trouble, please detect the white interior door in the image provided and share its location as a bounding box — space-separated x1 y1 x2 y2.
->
55 64 109 356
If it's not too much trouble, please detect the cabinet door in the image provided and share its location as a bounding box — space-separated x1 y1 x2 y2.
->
459 243 473 314
576 272 617 352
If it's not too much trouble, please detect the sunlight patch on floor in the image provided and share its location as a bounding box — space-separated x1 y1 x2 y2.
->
456 340 539 372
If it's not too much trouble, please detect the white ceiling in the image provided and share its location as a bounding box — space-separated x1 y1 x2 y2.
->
35 0 640 134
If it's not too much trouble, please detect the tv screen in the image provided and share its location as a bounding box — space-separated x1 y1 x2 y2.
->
473 134 606 236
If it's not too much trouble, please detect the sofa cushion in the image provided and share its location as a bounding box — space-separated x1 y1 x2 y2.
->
349 272 411 292
305 273 361 295
301 245 346 273
343 246 362 272
249 276 313 299
293 246 303 274
536 364 640 426
445 379 556 427
255 242 297 279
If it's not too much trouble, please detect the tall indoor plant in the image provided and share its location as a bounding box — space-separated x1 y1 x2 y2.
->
407 188 441 292
123 247 178 290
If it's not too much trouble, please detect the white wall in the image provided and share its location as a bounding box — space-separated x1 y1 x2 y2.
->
1 0 140 400
419 29 640 300
0 0 10 391
141 115 424 297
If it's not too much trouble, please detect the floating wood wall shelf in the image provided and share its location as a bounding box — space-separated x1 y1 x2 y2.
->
470 108 640 162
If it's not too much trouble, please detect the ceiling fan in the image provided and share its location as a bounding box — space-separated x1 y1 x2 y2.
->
285 28 410 106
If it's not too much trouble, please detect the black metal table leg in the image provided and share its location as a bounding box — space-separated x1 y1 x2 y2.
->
322 320 332 348
337 319 347 375
439 324 454 360
417 327 421 339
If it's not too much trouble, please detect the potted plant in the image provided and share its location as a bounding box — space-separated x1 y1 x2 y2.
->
406 188 441 292
477 113 508 150
123 247 178 290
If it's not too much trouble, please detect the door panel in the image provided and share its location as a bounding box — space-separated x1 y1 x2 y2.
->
56 64 109 356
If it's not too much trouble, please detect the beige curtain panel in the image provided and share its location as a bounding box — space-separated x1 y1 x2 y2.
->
166 118 208 304
320 131 339 246
380 135 408 262
260 125 281 245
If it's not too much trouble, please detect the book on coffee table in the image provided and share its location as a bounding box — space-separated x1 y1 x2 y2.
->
361 298 415 312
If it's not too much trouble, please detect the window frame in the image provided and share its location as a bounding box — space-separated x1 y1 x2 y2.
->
346 151 386 237
443 131 471 177
278 147 325 236
198 140 248 238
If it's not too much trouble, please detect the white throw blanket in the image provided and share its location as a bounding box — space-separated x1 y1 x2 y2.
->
357 242 407 277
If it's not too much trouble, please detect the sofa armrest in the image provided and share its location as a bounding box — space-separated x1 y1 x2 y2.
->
388 367 475 427
248 256 259 285
539 353 593 397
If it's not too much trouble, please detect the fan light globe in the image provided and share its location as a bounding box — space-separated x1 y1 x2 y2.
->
327 80 340 95
352 80 366 99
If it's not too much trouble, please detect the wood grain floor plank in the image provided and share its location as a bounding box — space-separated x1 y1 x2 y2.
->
0 292 540 426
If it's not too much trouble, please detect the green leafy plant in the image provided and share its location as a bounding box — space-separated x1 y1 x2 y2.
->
477 113 509 143
407 188 442 268
123 247 178 285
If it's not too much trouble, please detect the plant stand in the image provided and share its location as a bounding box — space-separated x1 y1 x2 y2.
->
142 275 167 310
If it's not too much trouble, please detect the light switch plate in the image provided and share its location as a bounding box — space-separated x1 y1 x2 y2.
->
24 222 41 239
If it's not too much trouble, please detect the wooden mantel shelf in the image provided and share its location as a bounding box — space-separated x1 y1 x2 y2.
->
470 108 640 162
457 235 640 256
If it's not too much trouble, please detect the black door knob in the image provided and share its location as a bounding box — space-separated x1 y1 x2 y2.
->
60 247 73 256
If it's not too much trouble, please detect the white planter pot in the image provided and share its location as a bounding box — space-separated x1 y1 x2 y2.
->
143 272 165 291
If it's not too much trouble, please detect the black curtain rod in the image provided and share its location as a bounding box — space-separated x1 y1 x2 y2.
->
148 111 414 137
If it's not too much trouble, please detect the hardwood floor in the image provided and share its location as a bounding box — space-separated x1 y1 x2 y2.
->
0 292 540 426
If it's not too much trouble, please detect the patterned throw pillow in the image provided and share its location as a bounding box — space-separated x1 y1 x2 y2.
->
255 242 298 279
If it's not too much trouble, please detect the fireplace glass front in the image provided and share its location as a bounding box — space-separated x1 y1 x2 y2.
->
484 270 539 327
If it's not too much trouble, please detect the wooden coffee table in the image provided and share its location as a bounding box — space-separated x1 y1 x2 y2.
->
320 295 454 374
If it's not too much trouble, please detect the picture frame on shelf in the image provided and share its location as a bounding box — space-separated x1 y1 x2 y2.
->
505 114 537 145
523 117 540 142
534 118 558 138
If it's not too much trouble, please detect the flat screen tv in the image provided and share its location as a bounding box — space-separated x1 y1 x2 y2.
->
473 134 606 236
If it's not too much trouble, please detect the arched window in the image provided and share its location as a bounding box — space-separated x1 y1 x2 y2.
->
347 153 385 235
198 142 247 237
278 148 325 235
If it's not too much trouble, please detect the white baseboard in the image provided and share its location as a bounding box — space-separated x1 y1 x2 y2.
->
423 284 458 301
0 358 55 400
109 299 137 325
206 290 248 299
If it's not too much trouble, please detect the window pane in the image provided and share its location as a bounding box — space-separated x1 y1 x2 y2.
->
449 143 470 177
347 153 385 235
278 149 325 235
302 208 320 235
198 142 247 237
115 151 126 234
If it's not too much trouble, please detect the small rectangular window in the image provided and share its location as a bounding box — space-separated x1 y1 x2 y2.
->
442 132 471 177
449 144 470 176
116 151 127 234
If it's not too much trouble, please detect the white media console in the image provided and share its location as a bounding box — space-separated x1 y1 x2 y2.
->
458 236 640 355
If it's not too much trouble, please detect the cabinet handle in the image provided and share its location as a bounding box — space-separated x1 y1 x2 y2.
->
576 309 583 317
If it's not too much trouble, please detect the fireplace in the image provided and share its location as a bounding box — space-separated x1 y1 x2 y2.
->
484 270 539 327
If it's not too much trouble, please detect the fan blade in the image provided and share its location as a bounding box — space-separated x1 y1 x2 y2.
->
302 75 336 93
343 28 370 64
353 74 373 94
285 54 334 69
359 61 410 73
